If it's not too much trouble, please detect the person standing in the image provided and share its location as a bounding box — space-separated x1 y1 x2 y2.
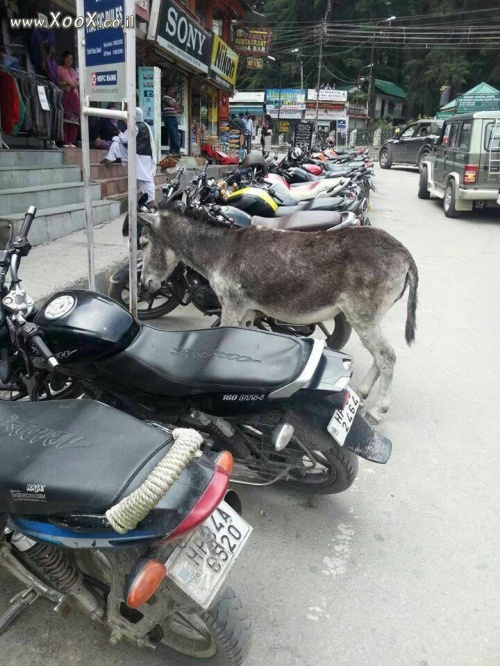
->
162 85 181 156
244 112 253 153
100 107 157 207
57 51 80 147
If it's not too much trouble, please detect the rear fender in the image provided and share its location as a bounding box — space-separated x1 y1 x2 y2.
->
298 395 392 463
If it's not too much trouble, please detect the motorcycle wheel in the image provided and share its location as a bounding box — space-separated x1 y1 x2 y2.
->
108 276 179 321
326 313 352 350
237 413 358 494
151 587 251 666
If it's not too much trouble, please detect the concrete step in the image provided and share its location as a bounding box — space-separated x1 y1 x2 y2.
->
0 149 64 167
0 199 121 247
0 181 102 215
106 183 165 214
0 165 82 190
100 173 168 198
64 148 107 164
90 162 127 179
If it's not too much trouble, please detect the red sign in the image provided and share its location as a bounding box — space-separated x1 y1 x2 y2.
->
234 28 272 56
136 0 149 21
305 102 345 110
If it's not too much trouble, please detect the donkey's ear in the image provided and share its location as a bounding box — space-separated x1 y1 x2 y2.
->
137 212 160 229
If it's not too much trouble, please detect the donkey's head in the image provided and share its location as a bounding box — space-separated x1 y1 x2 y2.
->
139 210 178 294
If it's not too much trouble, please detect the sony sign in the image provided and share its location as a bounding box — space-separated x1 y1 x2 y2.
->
156 0 211 73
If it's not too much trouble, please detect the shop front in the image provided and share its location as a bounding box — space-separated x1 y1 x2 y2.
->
147 0 211 155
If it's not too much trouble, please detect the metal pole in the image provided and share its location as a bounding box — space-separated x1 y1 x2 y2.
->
76 0 96 291
367 36 376 128
277 59 282 125
300 59 304 92
314 26 323 139
125 0 138 318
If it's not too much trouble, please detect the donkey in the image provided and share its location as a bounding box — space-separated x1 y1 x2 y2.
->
138 207 418 424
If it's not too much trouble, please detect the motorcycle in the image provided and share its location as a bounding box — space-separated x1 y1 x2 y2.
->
2 206 392 501
109 167 355 349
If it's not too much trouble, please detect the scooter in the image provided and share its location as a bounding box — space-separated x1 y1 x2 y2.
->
0 377 251 662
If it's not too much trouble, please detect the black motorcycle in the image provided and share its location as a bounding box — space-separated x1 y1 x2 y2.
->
109 167 353 350
1 206 392 498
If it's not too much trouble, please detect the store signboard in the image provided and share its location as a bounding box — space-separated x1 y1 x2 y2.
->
294 121 313 148
138 66 161 161
155 0 211 74
266 88 305 107
231 91 265 103
84 0 127 101
269 108 302 119
247 58 263 70
209 35 239 93
234 28 272 56
307 89 348 102
305 109 347 121
456 92 500 113
337 119 347 131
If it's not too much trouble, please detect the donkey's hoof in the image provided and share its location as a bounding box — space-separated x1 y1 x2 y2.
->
365 409 388 426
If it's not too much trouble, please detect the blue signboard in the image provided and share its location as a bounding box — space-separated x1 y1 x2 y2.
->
337 119 347 131
265 88 305 107
84 0 127 101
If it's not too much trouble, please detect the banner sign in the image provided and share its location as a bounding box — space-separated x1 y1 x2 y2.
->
138 66 161 161
247 57 263 70
269 108 302 119
84 0 127 101
266 88 305 107
231 91 265 103
294 121 313 148
209 34 239 92
156 0 211 73
307 89 348 102
305 109 347 121
456 92 500 114
234 28 272 56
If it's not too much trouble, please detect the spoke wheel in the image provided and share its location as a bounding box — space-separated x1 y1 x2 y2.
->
109 278 179 320
235 413 358 494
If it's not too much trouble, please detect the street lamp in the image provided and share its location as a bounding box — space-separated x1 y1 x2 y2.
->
367 16 396 127
267 54 283 123
290 48 304 91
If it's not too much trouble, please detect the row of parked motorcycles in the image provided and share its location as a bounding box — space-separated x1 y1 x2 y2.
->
0 144 383 664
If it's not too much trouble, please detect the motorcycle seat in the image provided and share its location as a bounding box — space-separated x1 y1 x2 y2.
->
252 210 343 231
271 198 344 215
0 400 211 519
99 326 312 397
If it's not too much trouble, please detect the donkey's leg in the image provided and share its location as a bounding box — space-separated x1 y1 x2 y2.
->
219 298 255 328
358 363 380 405
356 324 396 424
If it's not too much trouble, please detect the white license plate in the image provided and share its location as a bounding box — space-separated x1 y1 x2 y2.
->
327 387 360 446
166 501 252 609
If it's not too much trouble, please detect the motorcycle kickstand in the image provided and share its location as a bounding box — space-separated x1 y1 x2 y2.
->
317 322 330 337
0 588 40 635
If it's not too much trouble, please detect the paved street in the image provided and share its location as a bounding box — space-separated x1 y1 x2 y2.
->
1 166 499 665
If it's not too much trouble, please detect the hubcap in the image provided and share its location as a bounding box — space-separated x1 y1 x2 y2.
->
380 151 387 165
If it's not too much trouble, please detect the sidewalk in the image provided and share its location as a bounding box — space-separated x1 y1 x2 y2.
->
23 215 127 304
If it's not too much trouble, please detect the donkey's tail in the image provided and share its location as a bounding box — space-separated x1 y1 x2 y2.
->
405 259 419 346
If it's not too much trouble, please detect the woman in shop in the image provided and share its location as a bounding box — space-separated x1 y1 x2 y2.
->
57 51 80 148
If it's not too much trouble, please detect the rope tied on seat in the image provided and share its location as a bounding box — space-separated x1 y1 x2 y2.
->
105 428 203 534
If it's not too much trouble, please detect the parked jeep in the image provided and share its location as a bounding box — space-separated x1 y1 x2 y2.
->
418 111 500 218
379 119 443 170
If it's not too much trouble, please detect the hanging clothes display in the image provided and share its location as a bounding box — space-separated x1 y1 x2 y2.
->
0 66 63 141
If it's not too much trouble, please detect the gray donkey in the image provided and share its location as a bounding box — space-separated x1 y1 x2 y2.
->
138 208 418 424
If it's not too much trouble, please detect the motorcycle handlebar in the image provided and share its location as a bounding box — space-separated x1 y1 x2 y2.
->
31 335 59 369
19 206 36 238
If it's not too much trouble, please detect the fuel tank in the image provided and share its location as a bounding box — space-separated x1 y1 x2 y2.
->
34 290 140 364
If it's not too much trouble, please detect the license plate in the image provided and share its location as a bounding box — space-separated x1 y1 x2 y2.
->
166 501 252 609
327 387 361 446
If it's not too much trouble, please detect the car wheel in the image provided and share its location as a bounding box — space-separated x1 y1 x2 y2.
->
418 165 430 199
443 179 461 218
379 148 392 169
